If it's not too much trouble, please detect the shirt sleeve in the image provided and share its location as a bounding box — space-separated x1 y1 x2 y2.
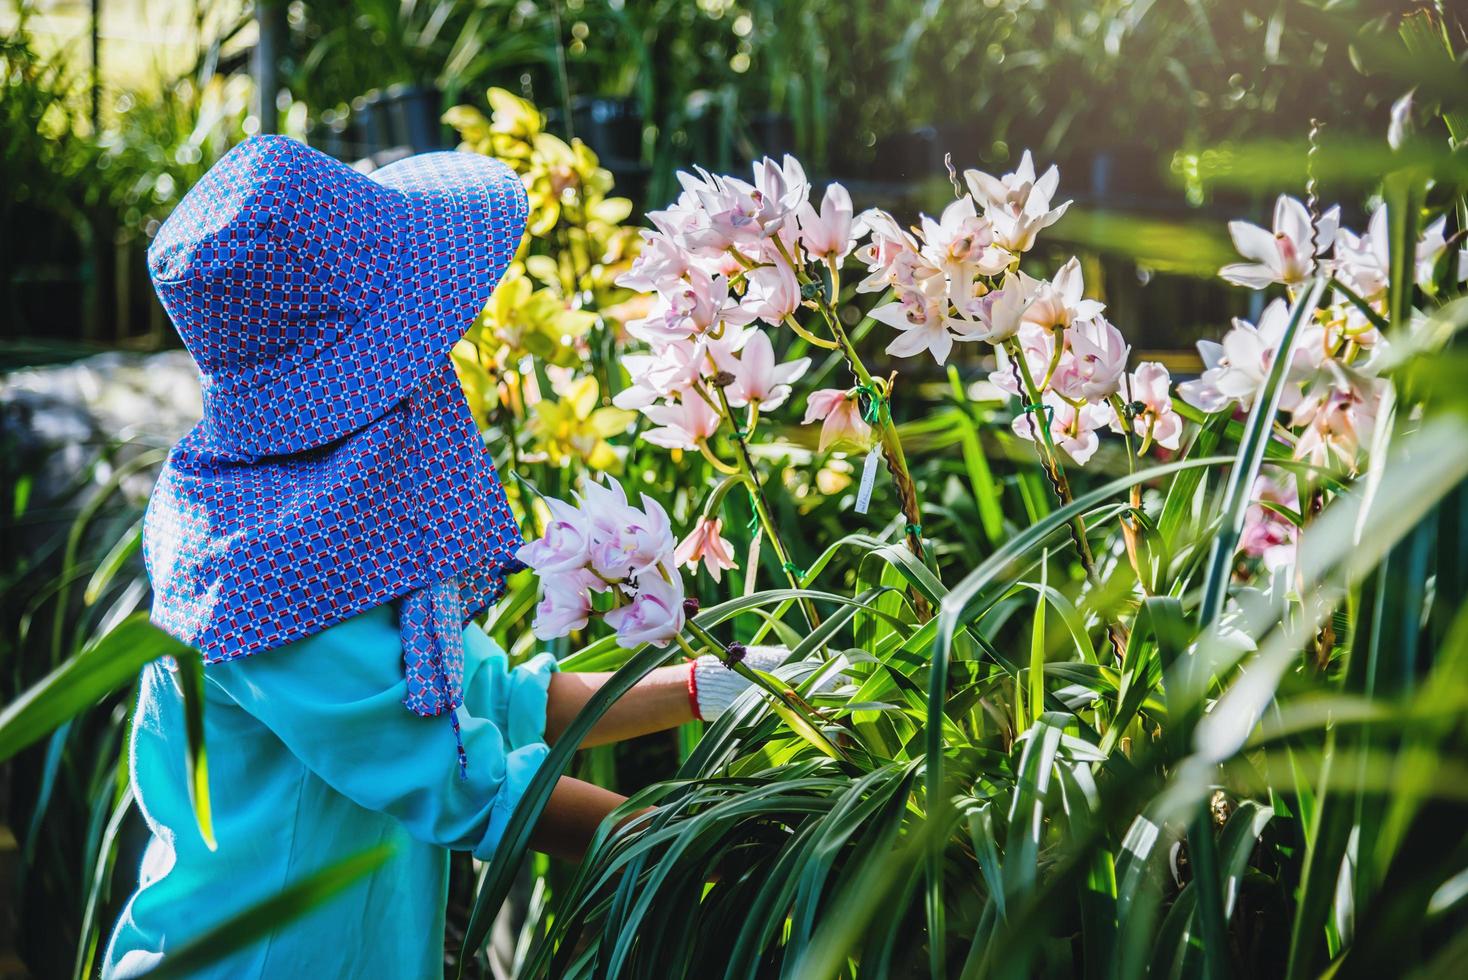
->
205 603 558 861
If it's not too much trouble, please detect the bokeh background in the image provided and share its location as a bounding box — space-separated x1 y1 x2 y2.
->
1 0 1420 359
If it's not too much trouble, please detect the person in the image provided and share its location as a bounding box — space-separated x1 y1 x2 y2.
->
102 135 789 979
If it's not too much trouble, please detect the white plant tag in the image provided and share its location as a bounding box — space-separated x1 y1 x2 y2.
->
854 445 882 514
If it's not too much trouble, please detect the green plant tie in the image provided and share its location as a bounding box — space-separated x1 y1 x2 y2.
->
1020 400 1054 425
746 489 760 532
904 523 923 537
853 383 888 425
782 560 805 581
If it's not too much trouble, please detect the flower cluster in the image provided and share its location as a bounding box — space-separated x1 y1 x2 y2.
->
610 155 847 441
516 478 686 649
1183 193 1466 470
854 152 1182 464
447 88 643 468
1238 470 1300 572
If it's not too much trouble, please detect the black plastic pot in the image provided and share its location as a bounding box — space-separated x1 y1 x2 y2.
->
382 83 448 153
568 95 643 165
345 85 448 160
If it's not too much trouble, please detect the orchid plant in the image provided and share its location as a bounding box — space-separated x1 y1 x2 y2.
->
446 88 644 477
1184 191 1464 569
604 147 1201 632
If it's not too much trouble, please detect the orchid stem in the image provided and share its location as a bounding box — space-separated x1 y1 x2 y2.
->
1108 393 1152 596
697 439 741 476
784 313 841 349
712 385 822 631
682 618 849 761
1007 339 1130 659
820 299 932 617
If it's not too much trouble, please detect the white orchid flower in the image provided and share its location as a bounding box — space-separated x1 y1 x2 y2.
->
964 150 1071 253
918 196 995 280
1220 194 1340 288
797 182 855 261
1177 298 1323 416
1020 258 1105 332
872 285 958 365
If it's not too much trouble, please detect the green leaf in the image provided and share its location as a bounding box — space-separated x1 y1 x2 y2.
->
1197 278 1326 627
0 614 188 763
459 643 679 972
139 845 394 979
82 519 142 606
173 647 216 851
1026 554 1049 732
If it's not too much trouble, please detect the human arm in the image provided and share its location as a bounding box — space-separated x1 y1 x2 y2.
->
544 646 801 747
205 604 613 861
544 664 696 748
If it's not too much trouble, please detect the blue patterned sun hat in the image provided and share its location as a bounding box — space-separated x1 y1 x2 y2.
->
142 136 529 770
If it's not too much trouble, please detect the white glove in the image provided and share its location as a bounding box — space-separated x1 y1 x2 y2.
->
689 646 846 721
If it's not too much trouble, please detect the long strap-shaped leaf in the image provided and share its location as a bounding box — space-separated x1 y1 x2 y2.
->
0 613 188 762
924 455 1237 975
456 642 677 974
1196 278 1326 626
139 844 394 979
1185 279 1324 980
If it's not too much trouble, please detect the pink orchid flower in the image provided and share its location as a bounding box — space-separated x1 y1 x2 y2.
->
530 568 607 640
797 182 855 261
1120 362 1184 451
741 260 802 324
604 565 686 648
515 495 592 575
579 478 676 581
853 208 933 294
1239 471 1300 572
1021 258 1105 332
675 516 740 582
718 328 810 411
612 341 702 411
803 388 874 452
750 154 810 237
1012 392 1113 466
640 394 723 451
1291 365 1386 469
1052 316 1130 401
616 229 690 294
988 322 1057 397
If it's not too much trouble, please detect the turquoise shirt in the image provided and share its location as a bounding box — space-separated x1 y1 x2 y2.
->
103 603 558 979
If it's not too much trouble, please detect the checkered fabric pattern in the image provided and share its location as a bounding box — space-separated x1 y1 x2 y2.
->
142 136 530 767
150 135 526 457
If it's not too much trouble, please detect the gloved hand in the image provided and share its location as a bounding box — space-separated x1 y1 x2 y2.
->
689 646 847 721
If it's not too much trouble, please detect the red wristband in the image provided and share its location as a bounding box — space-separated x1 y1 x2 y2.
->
686 660 703 721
